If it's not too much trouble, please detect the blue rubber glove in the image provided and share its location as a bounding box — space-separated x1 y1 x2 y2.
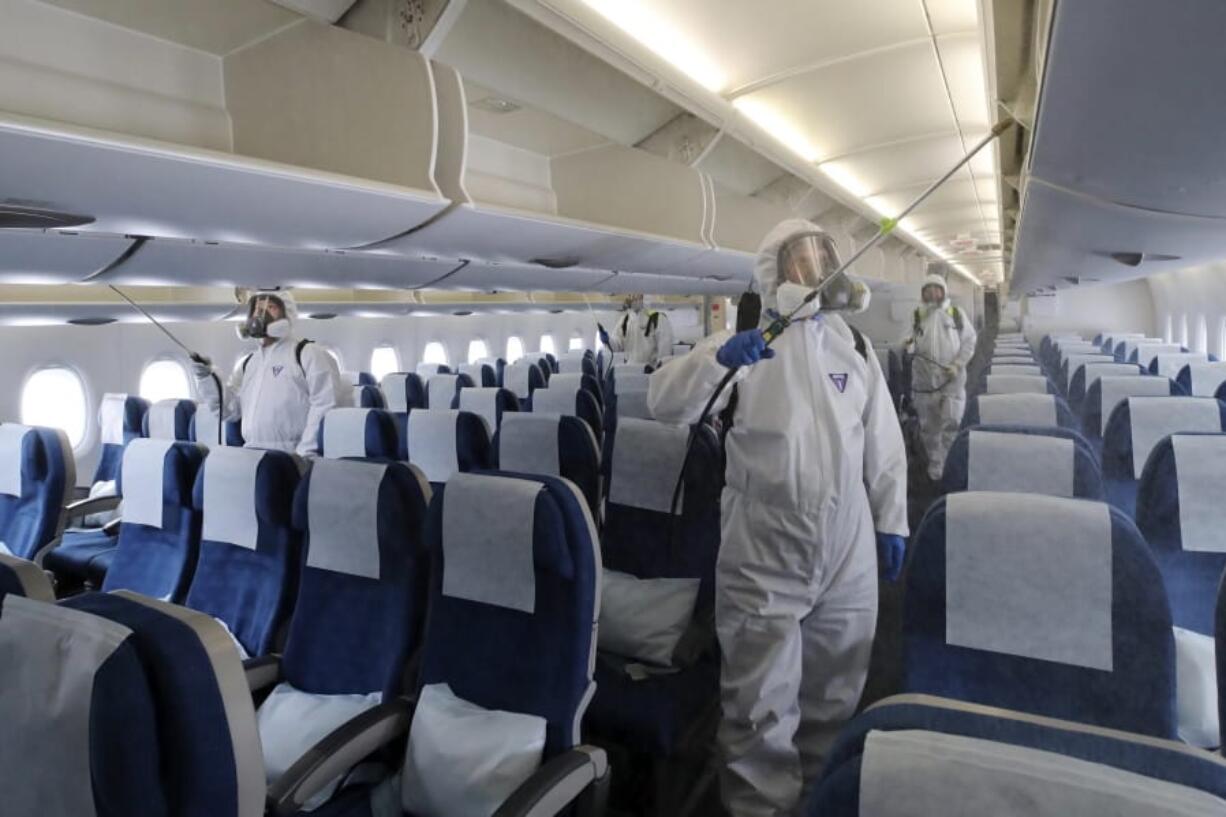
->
716 329 776 369
876 533 906 582
598 324 611 347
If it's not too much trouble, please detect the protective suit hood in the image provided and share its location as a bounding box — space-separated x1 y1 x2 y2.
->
240 289 298 341
754 219 870 316
921 273 949 308
754 219 829 313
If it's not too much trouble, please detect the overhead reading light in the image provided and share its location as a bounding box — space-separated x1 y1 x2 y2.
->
1108 251 1181 267
452 310 474 317
732 98 819 162
308 312 338 320
470 96 522 115
0 204 94 229
531 257 581 270
67 316 116 326
580 0 727 92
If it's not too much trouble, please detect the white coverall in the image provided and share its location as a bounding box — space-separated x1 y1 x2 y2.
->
198 336 345 457
648 225 909 817
608 309 674 366
910 290 977 481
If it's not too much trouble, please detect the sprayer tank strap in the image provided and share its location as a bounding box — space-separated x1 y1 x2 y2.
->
242 339 313 376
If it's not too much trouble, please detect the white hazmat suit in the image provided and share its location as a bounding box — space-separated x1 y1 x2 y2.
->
196 291 346 457
607 297 674 366
908 274 977 481
648 220 908 817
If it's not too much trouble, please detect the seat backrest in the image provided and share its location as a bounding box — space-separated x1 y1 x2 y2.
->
62 590 265 817
144 398 197 441
103 439 207 603
352 384 385 409
1133 342 1185 368
1115 337 1165 363
903 491 1175 737
454 387 520 438
415 362 451 379
983 374 1051 395
1181 361 1226 397
557 352 597 378
616 389 653 420
549 372 603 409
613 371 650 394
381 372 427 412
397 409 491 486
476 357 507 388
457 362 497 387
942 426 1103 499
503 360 545 402
603 420 722 608
319 408 399 459
94 393 149 484
808 695 1226 817
1068 362 1143 412
0 552 53 603
495 413 601 519
191 402 244 447
426 373 474 409
187 447 301 656
1060 353 1114 392
531 381 604 441
420 471 600 759
0 424 74 561
986 363 1041 377
1102 396 1226 481
1135 432 1226 634
962 393 1076 430
284 458 431 697
1152 352 1210 378
1082 375 1183 439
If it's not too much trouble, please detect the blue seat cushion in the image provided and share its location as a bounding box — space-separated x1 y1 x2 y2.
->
43 529 117 584
586 655 718 756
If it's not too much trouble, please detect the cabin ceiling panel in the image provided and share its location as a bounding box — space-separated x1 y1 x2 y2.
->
0 231 136 284
822 135 969 198
593 272 743 297
39 0 302 55
868 178 993 224
0 117 449 249
463 80 609 156
696 136 787 197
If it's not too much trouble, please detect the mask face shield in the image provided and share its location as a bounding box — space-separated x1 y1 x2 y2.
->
625 293 645 313
777 232 840 290
921 284 946 305
244 294 286 340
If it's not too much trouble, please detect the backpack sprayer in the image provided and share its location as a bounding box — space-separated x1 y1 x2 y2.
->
665 118 1016 527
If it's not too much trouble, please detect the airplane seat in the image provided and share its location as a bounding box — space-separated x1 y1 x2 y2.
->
1150 352 1215 378
351 384 385 410
941 425 1103 500
453 386 520 438
59 590 266 815
425 372 474 410
544 352 559 373
1067 362 1144 415
338 370 375 388
143 398 197 441
396 409 491 490
614 389 654 422
185 446 302 658
457 361 497 387
0 594 172 817
530 381 604 442
586 420 723 798
503 360 546 409
415 362 451 379
475 356 508 388
550 371 604 409
1101 396 1226 516
253 457 432 814
1179 361 1226 396
1130 343 1188 367
1058 353 1115 395
380 372 427 412
980 374 1055 397
1135 433 1226 748
962 393 1077 430
985 362 1040 377
1080 375 1184 453
88 392 148 495
0 552 53 602
91 440 205 604
803 695 1226 817
558 351 599 379
903 491 1175 738
307 471 607 817
1114 337 1166 363
0 425 74 563
494 413 601 521
612 368 650 395
318 408 399 460
191 402 245 446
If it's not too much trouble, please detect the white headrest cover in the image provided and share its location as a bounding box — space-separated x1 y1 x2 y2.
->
616 373 650 393
307 459 386 579
1172 435 1226 553
0 425 31 497
1155 353 1208 378
1128 397 1221 478
1099 376 1173 434
427 375 460 409
121 439 176 529
945 492 1113 671
504 362 533 399
201 447 264 550
457 389 500 437
617 390 653 420
609 419 688 513
381 373 409 412
1081 363 1141 391
98 393 128 446
339 371 362 386
531 387 579 417
407 410 460 483
989 364 1041 376
322 408 374 459
498 414 560 479
968 431 1074 497
147 400 182 441
1188 361 1226 397
985 375 1048 395
976 394 1058 427
416 362 444 379
441 473 539 613
1135 343 1183 367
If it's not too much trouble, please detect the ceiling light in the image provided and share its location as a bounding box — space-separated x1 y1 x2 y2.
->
470 96 522 115
819 164 871 200
580 0 727 92
732 98 820 162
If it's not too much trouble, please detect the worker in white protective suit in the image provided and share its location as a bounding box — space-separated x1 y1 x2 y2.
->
192 289 347 457
599 293 674 366
648 219 909 817
906 273 977 482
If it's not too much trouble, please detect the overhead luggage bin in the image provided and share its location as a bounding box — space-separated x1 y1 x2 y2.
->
0 231 137 285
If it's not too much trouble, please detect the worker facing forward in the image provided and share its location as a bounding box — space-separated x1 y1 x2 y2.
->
649 219 908 817
599 292 674 366
192 289 346 458
906 272 977 482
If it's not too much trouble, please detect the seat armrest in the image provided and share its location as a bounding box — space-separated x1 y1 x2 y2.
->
243 654 282 694
65 495 121 520
265 697 415 817
494 745 610 817
101 518 122 537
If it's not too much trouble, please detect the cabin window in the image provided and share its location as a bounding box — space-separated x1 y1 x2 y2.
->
369 346 400 381
140 359 193 403
506 336 525 363
1164 314 1174 344
21 366 88 449
422 342 448 366
1179 314 1190 348
467 340 489 364
568 335 585 351
1195 315 1209 354
539 334 556 356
